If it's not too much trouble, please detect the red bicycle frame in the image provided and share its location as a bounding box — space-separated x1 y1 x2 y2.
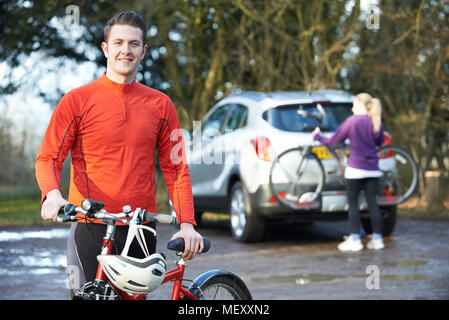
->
94 235 197 300
163 263 197 300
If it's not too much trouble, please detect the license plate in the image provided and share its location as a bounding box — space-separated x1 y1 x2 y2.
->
311 146 333 159
311 146 349 160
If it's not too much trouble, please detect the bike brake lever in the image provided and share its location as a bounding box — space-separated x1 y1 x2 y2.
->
58 203 77 223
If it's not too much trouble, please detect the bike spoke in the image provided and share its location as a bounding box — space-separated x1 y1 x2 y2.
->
275 159 296 182
270 147 324 210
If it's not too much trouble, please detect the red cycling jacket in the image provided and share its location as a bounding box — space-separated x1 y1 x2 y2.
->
35 72 195 226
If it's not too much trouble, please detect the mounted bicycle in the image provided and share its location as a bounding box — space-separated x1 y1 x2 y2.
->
270 139 418 208
268 110 418 236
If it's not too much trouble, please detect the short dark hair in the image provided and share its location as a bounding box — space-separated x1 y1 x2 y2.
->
104 11 147 44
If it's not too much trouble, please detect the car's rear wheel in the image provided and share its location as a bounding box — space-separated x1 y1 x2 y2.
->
229 182 265 242
361 205 397 237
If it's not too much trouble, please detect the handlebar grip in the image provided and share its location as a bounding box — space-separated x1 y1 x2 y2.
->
202 237 211 252
58 206 65 215
143 211 178 225
56 206 65 223
167 236 211 253
156 214 177 225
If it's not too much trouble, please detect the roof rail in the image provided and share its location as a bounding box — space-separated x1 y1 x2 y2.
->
313 89 353 97
227 90 271 101
226 88 354 102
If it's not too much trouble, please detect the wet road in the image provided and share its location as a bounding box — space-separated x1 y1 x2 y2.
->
1 215 448 300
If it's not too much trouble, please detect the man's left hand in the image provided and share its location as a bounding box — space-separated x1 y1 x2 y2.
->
170 223 204 261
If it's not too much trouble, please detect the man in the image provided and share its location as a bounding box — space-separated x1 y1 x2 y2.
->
35 11 203 294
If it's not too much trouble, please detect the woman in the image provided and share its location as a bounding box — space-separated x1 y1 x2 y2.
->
312 93 385 251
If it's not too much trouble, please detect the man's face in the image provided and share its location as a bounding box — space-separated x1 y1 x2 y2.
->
101 24 147 79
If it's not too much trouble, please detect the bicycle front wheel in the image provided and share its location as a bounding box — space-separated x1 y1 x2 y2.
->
187 272 252 300
269 147 324 210
200 276 251 300
377 145 418 206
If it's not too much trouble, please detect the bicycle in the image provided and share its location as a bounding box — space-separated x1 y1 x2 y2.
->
57 199 252 300
269 133 419 211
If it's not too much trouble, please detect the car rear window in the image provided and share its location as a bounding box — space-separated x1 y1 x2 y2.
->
262 103 352 132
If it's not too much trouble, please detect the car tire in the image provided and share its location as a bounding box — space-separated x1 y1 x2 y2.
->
361 205 397 237
229 182 265 242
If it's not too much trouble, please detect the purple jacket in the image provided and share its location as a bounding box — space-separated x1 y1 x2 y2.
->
314 115 384 171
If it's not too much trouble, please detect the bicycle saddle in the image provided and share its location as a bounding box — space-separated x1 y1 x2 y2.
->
167 237 211 253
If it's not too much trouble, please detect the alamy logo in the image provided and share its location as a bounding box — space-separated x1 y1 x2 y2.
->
365 9 380 30
66 265 80 290
65 5 80 29
365 265 380 290
169 121 244 166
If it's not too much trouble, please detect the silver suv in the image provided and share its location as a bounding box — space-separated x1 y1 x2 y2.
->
184 89 395 242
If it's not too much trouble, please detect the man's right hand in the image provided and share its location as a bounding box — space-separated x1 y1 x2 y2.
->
41 189 68 221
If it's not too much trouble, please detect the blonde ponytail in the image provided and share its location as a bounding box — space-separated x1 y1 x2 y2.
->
366 98 382 132
355 93 382 132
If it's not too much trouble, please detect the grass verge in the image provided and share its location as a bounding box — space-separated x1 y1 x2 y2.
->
0 199 44 225
1 199 448 226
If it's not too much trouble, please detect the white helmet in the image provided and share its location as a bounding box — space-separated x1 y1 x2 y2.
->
97 253 166 294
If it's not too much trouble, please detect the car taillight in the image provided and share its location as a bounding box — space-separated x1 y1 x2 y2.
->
383 132 392 146
380 132 393 158
250 136 271 161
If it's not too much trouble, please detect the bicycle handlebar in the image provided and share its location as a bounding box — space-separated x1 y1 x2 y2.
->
57 201 213 256
56 202 178 225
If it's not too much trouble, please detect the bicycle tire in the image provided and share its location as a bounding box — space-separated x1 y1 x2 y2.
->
377 145 418 206
192 275 252 300
269 146 325 210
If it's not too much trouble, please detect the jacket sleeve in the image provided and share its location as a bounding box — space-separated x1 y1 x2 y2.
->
314 116 352 145
35 91 79 203
157 97 196 226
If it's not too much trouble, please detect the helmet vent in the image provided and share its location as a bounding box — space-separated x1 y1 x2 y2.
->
128 280 146 287
106 271 116 282
109 265 121 276
152 269 163 276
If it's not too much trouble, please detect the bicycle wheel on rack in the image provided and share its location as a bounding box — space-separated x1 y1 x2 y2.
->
269 146 325 210
377 145 418 206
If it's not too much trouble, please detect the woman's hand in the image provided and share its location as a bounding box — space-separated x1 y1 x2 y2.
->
312 127 321 139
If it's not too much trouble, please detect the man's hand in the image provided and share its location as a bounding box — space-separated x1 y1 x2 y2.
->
170 223 204 261
41 189 68 221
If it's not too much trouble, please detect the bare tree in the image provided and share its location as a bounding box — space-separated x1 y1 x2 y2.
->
349 0 449 202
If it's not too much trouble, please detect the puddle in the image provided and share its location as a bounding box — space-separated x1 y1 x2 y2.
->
0 229 67 278
0 251 67 276
246 274 339 285
14 254 67 268
382 274 429 281
386 260 428 267
246 272 429 285
0 228 69 242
